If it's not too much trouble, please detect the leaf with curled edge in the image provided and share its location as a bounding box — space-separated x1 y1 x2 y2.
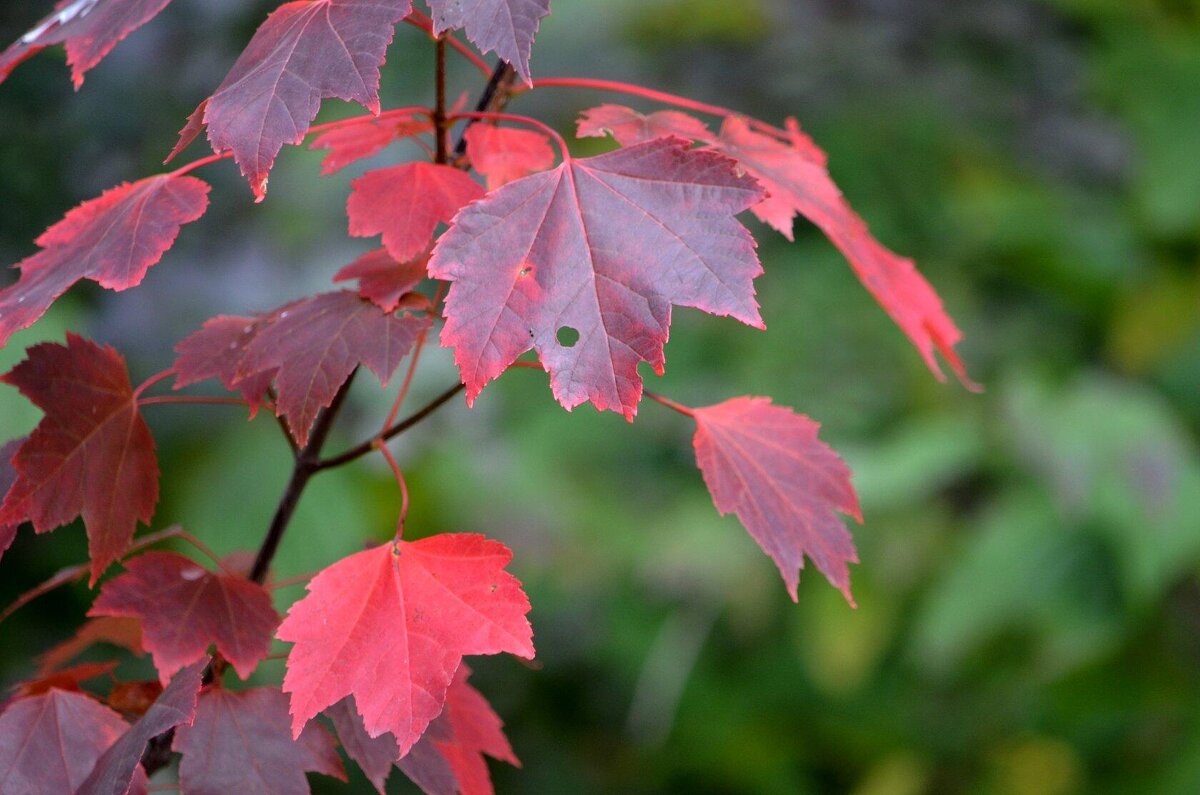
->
0 174 210 350
89 551 279 682
402 663 519 795
348 162 485 263
278 534 534 757
76 658 205 795
311 114 433 175
194 0 411 200
174 687 345 795
713 116 973 385
0 335 158 584
576 104 713 147
692 396 862 603
334 249 428 313
236 290 431 447
0 0 176 89
429 137 766 418
0 689 129 793
38 617 145 674
172 314 274 413
464 124 556 191
0 438 21 563
425 0 550 85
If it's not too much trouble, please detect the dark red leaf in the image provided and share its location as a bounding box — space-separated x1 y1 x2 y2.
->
310 114 433 175
198 0 411 200
0 689 129 793
105 681 162 717
38 616 145 674
348 162 484 263
0 438 21 562
0 175 210 350
236 291 430 446
172 314 274 412
692 396 862 603
0 0 176 89
426 0 549 84
89 551 279 681
713 116 972 384
175 687 346 794
464 124 555 190
76 658 205 795
334 248 428 313
430 137 765 418
327 696 398 794
278 534 534 756
10 661 117 699
0 335 158 584
400 663 518 795
576 104 713 147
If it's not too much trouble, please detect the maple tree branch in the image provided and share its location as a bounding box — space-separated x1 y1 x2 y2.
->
454 59 517 157
434 35 449 164
315 382 464 471
248 372 356 585
402 10 491 75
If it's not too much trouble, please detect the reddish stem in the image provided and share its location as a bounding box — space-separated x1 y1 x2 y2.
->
382 283 444 432
374 440 410 539
449 110 570 159
403 10 491 75
133 368 176 399
644 390 695 418
528 77 791 139
166 107 435 179
138 395 251 408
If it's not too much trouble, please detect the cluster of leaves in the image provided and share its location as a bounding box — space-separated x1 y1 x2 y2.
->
0 0 971 792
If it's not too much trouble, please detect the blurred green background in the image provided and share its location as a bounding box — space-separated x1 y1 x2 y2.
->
1 0 1199 792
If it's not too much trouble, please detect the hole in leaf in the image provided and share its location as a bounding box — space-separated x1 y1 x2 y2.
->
556 326 579 347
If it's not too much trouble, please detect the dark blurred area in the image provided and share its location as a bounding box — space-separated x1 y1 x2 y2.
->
1 0 1198 792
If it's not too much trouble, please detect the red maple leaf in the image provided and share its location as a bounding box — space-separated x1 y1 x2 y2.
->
416 663 519 795
0 335 158 584
0 437 21 562
328 665 517 795
334 248 428 313
348 162 485 263
425 0 549 84
692 396 862 603
236 291 431 446
577 104 714 147
172 314 275 413
464 124 556 190
174 687 346 794
89 551 280 681
310 113 434 175
277 534 534 756
0 689 129 792
430 137 766 418
713 116 971 385
0 175 210 350
195 0 410 200
38 616 145 674
76 658 205 795
0 0 176 89
326 696 399 794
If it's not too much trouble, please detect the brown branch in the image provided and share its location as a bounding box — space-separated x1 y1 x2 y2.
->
315 382 464 471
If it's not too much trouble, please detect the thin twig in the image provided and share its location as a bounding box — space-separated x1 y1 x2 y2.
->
316 383 464 470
